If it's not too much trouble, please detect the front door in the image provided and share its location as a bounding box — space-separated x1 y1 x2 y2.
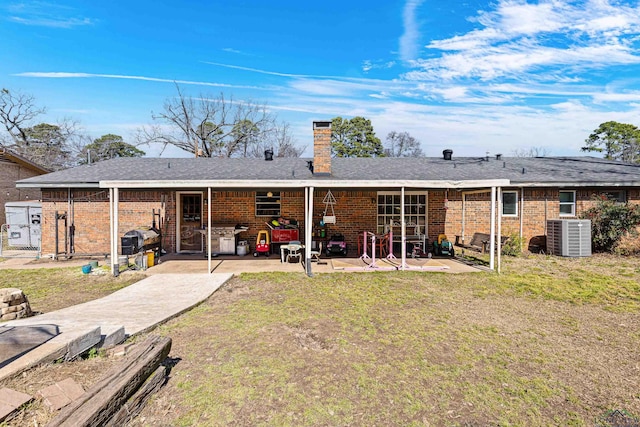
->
178 193 202 252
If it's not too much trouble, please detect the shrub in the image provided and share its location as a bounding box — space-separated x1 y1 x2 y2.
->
581 196 640 253
501 233 524 256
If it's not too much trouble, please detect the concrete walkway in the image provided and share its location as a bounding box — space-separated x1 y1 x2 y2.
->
0 273 231 381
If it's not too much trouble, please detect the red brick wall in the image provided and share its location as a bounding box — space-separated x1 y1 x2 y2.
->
313 122 332 175
0 161 42 225
205 190 377 253
41 189 173 256
40 186 640 256
453 187 640 248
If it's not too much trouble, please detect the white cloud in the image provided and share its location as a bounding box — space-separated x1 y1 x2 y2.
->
4 2 94 28
15 72 263 89
399 0 425 62
415 0 640 81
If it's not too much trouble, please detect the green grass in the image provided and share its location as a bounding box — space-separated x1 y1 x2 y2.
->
0 266 145 312
148 254 640 426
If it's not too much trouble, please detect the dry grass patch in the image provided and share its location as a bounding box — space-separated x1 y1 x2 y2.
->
129 254 640 426
1 255 639 426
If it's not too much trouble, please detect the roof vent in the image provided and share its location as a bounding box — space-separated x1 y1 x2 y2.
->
496 154 502 160
443 149 453 161
264 148 274 161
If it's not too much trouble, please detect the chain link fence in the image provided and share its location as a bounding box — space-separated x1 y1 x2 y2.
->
0 223 41 259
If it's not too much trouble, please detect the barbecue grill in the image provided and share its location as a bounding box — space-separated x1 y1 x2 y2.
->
121 227 161 255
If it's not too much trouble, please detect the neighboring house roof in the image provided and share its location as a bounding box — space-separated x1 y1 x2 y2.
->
0 148 50 174
15 156 640 189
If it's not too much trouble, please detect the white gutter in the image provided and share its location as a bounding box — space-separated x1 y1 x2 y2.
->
99 179 511 189
510 181 640 187
17 183 100 188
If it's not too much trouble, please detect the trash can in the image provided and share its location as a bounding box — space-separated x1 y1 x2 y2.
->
146 251 155 267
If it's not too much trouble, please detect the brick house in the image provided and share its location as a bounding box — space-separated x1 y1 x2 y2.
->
16 121 640 274
0 148 49 225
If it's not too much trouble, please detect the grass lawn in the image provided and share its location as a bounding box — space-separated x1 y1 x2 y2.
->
125 253 640 426
0 266 146 312
1 254 639 426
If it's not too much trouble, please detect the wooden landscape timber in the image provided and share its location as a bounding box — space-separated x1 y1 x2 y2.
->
47 335 171 427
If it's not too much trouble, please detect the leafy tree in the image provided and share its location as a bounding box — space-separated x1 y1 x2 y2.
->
385 131 423 157
331 116 383 157
138 84 302 158
79 134 145 164
582 121 640 163
581 195 640 253
22 123 72 169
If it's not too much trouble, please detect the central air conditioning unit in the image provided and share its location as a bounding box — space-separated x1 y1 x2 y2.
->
546 219 592 257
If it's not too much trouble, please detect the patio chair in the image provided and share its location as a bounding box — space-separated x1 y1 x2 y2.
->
376 233 390 257
310 242 322 262
286 244 302 263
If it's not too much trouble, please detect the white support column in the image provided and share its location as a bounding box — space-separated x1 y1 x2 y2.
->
497 187 502 274
520 187 524 252
111 187 120 276
207 187 212 274
401 187 406 271
109 188 114 275
489 186 496 271
306 187 314 276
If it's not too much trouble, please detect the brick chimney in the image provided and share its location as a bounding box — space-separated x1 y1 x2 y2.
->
313 121 332 176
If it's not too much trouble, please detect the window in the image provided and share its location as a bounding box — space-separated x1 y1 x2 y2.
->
377 192 427 234
255 191 281 217
559 190 576 216
603 190 626 203
502 191 518 216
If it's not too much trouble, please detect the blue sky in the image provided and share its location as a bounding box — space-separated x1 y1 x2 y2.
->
2 0 640 158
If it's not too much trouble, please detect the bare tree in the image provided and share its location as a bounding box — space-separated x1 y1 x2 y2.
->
385 131 423 157
0 88 46 146
0 88 87 170
138 84 295 158
248 122 304 158
512 146 551 157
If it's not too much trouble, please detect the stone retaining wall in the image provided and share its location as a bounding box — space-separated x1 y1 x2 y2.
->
0 288 32 321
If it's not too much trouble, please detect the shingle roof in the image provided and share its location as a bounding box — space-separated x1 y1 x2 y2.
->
0 148 50 174
16 155 640 187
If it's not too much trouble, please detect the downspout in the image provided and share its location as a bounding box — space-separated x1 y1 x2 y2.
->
207 187 211 274
489 187 496 271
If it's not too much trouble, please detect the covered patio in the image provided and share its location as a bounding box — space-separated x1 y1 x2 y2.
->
143 252 484 275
